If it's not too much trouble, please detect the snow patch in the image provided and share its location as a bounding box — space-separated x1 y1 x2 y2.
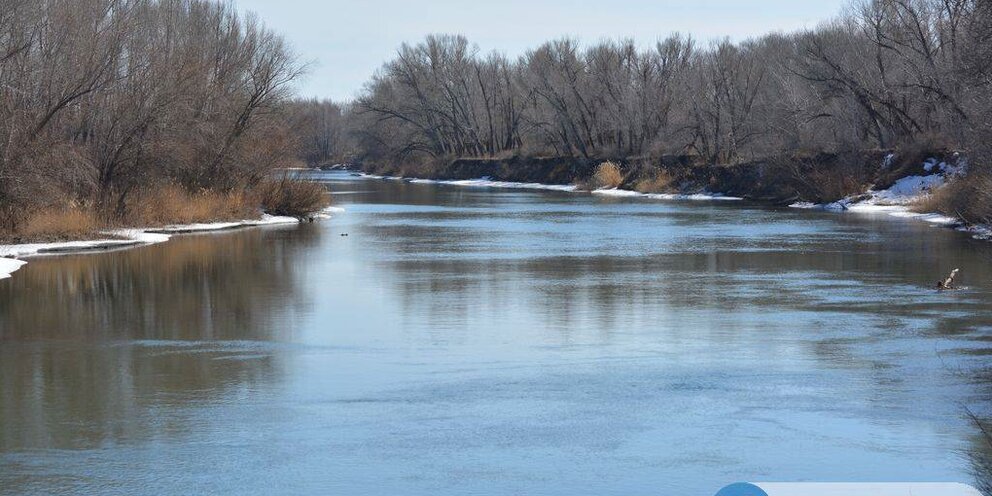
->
871 174 946 204
414 177 579 192
0 211 334 280
789 156 970 232
0 257 27 280
0 238 155 258
592 188 642 197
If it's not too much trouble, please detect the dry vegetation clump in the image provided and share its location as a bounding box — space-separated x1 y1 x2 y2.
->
254 176 331 219
123 185 257 227
772 153 871 204
587 161 624 190
11 206 102 243
633 170 674 193
914 173 992 224
0 177 333 243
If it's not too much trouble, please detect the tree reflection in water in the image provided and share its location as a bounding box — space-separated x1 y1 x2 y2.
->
0 224 321 453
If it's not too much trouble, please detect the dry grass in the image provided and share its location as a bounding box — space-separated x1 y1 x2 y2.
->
12 206 101 242
254 175 331 218
125 185 256 226
914 174 992 224
0 176 332 243
589 161 624 189
634 170 673 193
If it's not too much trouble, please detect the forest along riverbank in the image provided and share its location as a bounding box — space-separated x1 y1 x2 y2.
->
358 148 991 241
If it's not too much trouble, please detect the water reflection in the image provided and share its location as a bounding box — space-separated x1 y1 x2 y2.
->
0 224 321 461
0 225 321 341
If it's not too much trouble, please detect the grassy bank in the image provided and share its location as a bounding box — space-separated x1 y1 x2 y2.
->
0 177 331 245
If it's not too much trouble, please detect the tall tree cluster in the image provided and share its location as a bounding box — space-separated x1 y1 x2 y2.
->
286 98 347 167
353 0 992 170
0 0 302 230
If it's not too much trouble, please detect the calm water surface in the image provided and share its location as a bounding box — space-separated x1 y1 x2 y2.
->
3 172 992 495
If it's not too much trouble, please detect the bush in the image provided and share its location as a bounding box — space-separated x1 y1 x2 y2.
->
254 175 331 218
634 170 673 193
588 161 624 190
916 173 992 224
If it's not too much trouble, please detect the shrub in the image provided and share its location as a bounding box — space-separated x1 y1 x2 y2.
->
634 170 673 193
254 175 331 218
916 173 992 224
589 161 624 190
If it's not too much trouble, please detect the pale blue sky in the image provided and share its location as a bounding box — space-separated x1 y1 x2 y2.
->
233 0 850 102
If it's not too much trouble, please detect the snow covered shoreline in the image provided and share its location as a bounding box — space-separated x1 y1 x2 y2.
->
359 173 741 200
788 157 991 240
0 208 344 280
361 160 991 241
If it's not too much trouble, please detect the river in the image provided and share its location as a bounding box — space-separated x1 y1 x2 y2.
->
2 171 992 495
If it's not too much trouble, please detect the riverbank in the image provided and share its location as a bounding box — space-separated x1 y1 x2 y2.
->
0 207 346 280
360 151 992 240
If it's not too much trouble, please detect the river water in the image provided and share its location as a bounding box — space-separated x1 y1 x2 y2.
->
2 171 992 495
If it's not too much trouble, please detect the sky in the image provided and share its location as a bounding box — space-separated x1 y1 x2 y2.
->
232 0 850 102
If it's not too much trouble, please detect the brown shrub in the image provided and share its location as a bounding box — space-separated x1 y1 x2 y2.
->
773 153 871 203
13 206 101 243
125 185 256 226
634 170 673 193
254 176 331 218
915 174 992 223
588 161 624 190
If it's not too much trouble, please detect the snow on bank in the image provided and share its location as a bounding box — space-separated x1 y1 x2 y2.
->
592 188 742 201
0 257 27 280
789 156 979 234
0 209 344 280
405 176 579 192
361 174 740 199
145 214 299 234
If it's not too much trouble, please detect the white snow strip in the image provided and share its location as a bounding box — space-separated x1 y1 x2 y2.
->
647 192 742 201
887 211 960 225
425 177 579 192
0 238 154 258
361 173 578 192
592 188 742 201
149 222 244 233
0 257 27 280
0 210 339 280
243 214 300 226
591 188 642 197
361 174 742 199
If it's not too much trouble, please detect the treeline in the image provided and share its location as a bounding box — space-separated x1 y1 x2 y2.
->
287 98 347 167
0 0 322 240
351 0 992 178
